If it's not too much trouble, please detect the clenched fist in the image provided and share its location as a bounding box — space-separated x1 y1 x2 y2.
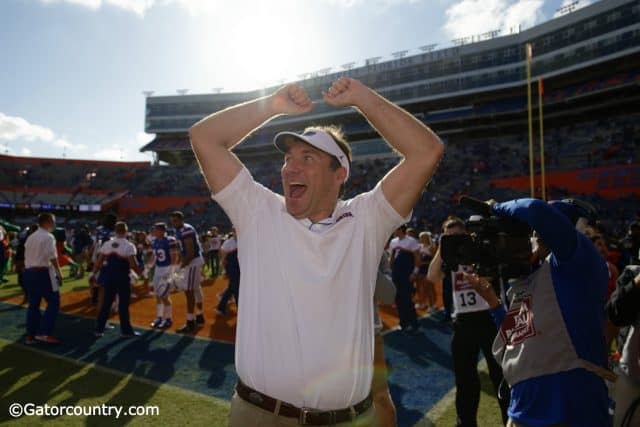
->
323 77 369 108
270 84 314 116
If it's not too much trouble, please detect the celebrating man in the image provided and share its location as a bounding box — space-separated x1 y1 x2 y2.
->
189 77 443 426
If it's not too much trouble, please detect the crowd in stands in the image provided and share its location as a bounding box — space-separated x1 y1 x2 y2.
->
0 112 637 275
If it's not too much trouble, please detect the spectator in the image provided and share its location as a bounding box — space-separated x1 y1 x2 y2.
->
72 225 92 279
14 224 37 304
388 225 421 335
93 221 140 338
416 231 437 311
215 227 239 316
24 213 63 345
207 226 222 277
619 222 640 269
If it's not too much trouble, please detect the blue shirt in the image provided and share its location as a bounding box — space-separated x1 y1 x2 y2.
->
152 236 177 268
95 226 114 246
492 198 609 427
94 226 115 282
175 223 202 259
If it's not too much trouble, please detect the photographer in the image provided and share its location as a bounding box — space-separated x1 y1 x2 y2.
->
428 216 465 322
467 198 615 427
606 251 640 427
427 216 509 427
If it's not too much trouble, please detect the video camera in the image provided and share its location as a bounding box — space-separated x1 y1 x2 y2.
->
440 196 532 279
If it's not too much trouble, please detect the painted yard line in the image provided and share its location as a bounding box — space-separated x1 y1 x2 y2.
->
412 359 490 427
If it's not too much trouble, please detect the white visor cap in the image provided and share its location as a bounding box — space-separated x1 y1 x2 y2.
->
274 129 350 182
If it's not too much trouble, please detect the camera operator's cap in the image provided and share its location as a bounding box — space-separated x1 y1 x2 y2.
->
274 129 350 182
549 198 597 224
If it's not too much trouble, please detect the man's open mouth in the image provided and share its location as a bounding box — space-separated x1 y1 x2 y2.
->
289 183 307 199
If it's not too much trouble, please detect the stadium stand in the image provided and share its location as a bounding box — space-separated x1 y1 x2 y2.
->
0 0 636 239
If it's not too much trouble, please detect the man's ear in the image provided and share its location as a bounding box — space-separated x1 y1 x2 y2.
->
335 166 347 184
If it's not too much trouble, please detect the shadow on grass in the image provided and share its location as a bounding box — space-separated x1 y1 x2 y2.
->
0 297 238 425
0 338 230 426
382 312 457 427
0 341 143 425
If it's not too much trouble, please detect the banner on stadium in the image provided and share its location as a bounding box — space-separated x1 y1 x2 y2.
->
490 164 640 198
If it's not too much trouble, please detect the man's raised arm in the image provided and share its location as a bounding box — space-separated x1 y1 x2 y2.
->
323 77 444 217
189 84 313 194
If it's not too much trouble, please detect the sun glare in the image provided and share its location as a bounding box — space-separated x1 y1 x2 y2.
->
200 1 319 92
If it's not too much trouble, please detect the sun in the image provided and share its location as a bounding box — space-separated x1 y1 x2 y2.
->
199 1 321 92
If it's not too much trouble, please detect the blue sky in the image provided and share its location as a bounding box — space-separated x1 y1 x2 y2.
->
0 0 593 162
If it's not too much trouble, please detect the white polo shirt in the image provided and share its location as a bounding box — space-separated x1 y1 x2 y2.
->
388 235 420 259
220 237 237 253
24 228 57 268
213 167 407 410
211 235 222 251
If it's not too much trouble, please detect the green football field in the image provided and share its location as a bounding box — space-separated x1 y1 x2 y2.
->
0 338 230 426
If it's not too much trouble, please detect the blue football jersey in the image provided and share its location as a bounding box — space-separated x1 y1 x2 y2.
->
95 226 114 245
175 223 202 259
153 236 177 267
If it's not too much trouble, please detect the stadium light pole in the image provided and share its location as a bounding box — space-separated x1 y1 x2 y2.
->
526 43 535 198
556 1 578 16
419 44 438 53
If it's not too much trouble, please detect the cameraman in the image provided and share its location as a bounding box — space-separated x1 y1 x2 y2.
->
467 198 614 427
428 216 510 427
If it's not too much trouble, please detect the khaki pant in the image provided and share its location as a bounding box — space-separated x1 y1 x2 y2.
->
228 392 379 427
